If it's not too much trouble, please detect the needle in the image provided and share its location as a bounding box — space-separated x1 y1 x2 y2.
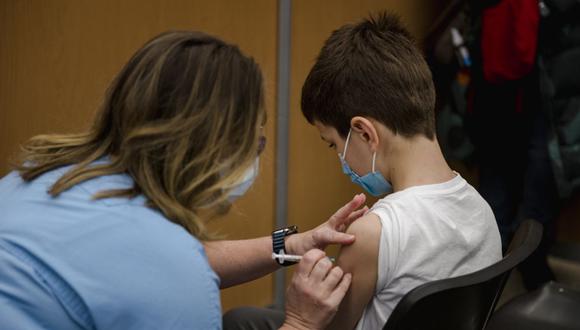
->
272 251 336 263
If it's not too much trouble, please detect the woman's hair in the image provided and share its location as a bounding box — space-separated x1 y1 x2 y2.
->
16 31 266 240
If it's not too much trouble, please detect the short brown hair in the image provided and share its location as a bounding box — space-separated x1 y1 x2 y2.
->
301 12 436 139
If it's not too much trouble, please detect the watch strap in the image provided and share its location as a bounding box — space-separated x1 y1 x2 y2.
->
272 225 298 266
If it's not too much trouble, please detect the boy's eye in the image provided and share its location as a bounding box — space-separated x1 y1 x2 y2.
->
328 143 335 149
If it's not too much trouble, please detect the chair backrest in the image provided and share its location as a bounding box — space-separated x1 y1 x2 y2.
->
382 219 543 330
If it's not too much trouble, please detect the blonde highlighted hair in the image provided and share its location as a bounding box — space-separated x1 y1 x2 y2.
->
17 31 266 240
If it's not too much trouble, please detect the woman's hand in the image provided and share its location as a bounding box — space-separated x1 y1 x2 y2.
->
281 249 352 330
286 194 368 255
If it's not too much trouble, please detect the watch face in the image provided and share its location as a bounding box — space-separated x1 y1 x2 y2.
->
274 225 298 236
287 225 298 235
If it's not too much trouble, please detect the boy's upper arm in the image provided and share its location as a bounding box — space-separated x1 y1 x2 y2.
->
326 212 382 330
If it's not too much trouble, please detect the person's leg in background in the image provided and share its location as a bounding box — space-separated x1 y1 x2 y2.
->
473 76 558 291
478 155 524 249
517 83 559 290
223 306 285 330
471 83 529 250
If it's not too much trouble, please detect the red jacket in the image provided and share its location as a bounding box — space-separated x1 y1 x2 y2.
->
481 0 540 83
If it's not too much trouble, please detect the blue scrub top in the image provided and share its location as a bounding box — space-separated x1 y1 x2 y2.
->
0 164 222 329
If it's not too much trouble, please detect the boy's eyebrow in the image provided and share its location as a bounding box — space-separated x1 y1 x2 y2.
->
319 135 329 143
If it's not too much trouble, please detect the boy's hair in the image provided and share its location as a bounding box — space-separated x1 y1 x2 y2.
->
301 12 436 139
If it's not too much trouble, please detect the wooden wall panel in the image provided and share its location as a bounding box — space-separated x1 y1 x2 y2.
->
0 0 277 312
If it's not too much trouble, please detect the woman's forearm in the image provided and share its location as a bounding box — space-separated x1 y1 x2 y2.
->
204 237 280 289
203 194 366 289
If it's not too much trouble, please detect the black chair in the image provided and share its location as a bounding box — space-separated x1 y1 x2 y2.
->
486 281 580 330
382 219 543 330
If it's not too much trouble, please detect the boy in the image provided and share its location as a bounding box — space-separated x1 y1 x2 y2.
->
223 12 501 330
300 12 501 329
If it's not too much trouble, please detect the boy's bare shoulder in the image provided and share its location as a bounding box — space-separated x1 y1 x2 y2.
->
339 213 382 272
345 212 382 237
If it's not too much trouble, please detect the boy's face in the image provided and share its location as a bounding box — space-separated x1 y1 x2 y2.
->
314 121 374 177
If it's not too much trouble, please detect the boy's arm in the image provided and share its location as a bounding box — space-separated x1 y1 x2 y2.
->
326 213 381 330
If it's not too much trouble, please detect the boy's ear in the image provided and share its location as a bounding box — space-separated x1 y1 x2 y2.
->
350 116 379 150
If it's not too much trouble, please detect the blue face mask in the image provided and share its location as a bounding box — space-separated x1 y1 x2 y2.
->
228 157 259 202
339 129 392 197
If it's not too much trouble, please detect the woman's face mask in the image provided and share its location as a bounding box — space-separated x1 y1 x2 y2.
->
227 132 265 202
228 157 260 202
339 129 392 197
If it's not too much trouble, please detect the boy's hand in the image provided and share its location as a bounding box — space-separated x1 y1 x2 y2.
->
286 194 368 255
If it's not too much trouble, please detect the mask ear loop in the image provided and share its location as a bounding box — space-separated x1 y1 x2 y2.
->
342 129 352 159
371 151 377 173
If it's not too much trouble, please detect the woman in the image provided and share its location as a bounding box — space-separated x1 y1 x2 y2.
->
0 31 362 329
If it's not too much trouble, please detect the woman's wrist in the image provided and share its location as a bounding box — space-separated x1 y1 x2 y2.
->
284 232 311 256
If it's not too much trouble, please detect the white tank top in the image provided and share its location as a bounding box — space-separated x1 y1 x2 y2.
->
355 173 502 329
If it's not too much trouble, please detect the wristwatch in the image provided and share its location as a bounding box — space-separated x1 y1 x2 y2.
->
272 225 298 266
